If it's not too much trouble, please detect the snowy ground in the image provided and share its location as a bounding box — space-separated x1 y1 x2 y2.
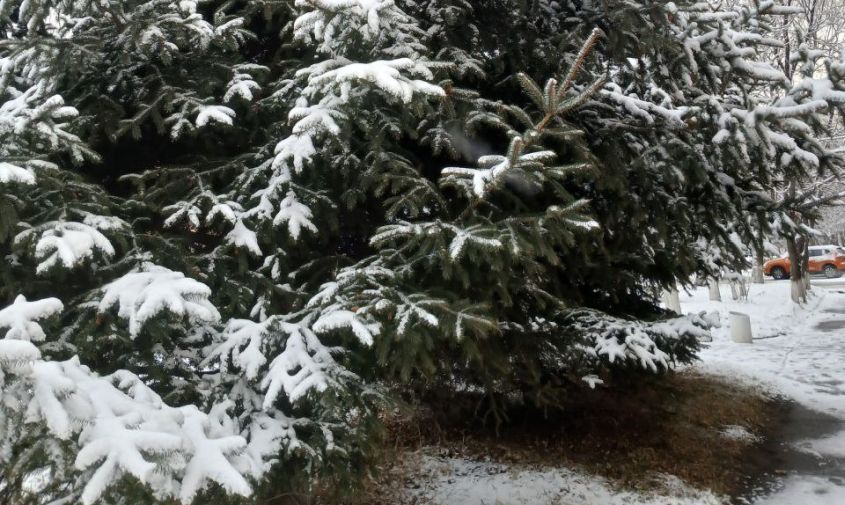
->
682 279 845 504
404 453 722 505
398 280 845 505
683 280 845 418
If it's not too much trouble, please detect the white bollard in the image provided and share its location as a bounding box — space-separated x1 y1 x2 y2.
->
729 311 753 343
662 288 682 314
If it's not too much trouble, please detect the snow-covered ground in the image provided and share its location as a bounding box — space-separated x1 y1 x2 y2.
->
683 280 845 418
399 280 845 505
405 453 722 505
682 280 845 504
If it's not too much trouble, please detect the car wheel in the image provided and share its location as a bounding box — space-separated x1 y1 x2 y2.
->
823 264 839 279
771 266 787 280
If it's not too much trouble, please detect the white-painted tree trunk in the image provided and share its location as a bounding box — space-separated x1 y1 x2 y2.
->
708 280 722 301
737 276 747 300
791 278 806 304
751 264 764 284
726 272 747 301
662 288 682 314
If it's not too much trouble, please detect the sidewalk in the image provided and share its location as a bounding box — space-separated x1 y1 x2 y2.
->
681 280 845 504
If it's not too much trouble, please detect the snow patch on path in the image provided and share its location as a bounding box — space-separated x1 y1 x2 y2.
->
795 431 845 459
754 476 845 504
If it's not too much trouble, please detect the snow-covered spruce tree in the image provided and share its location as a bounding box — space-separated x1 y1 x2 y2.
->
1 0 842 503
0 2 275 503
0 0 446 502
425 0 845 294
304 27 709 421
336 0 845 402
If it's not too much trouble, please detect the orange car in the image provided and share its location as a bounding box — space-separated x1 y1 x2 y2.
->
763 245 845 280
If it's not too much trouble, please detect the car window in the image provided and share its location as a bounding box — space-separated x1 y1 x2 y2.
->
838 248 845 255
809 250 822 257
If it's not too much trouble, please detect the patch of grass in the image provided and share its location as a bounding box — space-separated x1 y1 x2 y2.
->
347 370 779 503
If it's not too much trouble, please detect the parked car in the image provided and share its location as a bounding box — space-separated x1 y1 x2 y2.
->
763 245 845 280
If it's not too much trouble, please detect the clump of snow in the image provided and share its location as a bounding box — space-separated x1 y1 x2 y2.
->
223 72 262 103
15 221 116 274
0 161 36 185
273 192 317 240
312 309 378 345
195 104 235 127
0 295 63 341
225 219 262 256
311 59 444 102
719 424 760 444
81 213 128 231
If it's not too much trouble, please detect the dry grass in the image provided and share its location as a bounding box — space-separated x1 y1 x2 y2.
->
342 370 780 503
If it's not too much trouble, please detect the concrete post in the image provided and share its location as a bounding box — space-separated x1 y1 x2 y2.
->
730 312 753 343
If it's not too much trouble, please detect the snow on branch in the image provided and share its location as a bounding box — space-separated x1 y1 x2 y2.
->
0 161 35 185
0 295 63 342
0 82 96 165
567 310 714 372
12 357 253 504
273 191 318 240
195 105 236 127
207 318 271 380
370 221 503 262
294 0 415 52
601 83 687 125
262 320 352 406
237 0 441 231
442 137 558 197
14 221 116 275
97 264 220 337
205 315 355 410
310 59 445 103
0 292 257 504
225 219 262 256
312 309 378 345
